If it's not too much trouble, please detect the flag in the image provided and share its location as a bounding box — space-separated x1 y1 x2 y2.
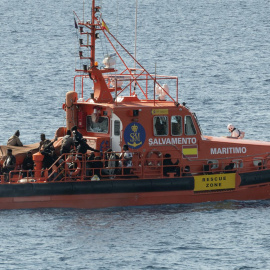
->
101 19 110 32
74 18 78 29
182 145 198 158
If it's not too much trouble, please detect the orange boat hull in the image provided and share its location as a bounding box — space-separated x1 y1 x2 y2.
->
0 183 270 210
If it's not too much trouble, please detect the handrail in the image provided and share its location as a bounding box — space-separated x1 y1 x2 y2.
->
2 150 270 184
73 70 179 102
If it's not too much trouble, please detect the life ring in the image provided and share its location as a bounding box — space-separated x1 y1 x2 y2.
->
146 151 162 167
65 156 81 176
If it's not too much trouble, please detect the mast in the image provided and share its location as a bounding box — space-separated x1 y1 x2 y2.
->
90 0 96 67
73 0 176 103
134 0 138 70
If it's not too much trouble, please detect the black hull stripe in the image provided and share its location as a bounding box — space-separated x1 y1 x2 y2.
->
0 177 194 198
240 170 270 186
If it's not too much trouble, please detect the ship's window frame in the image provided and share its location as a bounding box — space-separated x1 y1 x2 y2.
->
253 157 263 168
171 115 182 136
184 115 196 135
193 112 203 134
232 159 243 168
207 159 219 169
86 115 109 133
153 116 168 136
114 120 120 136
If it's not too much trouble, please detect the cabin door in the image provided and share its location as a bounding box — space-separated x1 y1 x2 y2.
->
111 114 122 152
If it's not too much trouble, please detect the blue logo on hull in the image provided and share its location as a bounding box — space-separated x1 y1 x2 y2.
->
124 122 146 149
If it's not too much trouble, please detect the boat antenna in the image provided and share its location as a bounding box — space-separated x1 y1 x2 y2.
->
83 0 85 23
133 0 138 92
134 0 138 70
154 61 156 105
115 0 119 68
111 0 120 85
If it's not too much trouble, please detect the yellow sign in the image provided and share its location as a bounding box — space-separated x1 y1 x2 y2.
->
194 173 236 192
152 109 168 115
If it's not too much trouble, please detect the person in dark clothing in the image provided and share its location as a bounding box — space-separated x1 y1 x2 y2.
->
39 133 51 151
22 151 34 177
155 117 166 135
3 149 16 173
86 152 96 177
71 126 83 147
163 153 180 176
60 130 75 156
224 162 235 173
93 156 103 177
2 149 16 181
40 143 57 181
41 148 56 169
76 138 99 160
40 138 57 169
104 148 112 168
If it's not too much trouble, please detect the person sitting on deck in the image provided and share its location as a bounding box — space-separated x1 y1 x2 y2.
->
22 151 34 177
227 124 245 139
39 133 52 151
7 130 23 146
2 149 16 182
163 153 180 177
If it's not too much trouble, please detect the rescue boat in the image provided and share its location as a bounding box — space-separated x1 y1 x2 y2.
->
1 0 270 210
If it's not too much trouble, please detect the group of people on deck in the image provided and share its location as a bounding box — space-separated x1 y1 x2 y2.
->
38 126 134 179
1 126 134 181
1 130 34 181
1 122 245 181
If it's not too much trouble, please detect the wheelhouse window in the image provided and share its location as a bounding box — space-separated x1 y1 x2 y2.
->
184 115 196 135
114 120 120 136
171 116 182 136
87 116 108 133
154 116 168 136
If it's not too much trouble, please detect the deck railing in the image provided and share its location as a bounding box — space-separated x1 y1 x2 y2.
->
1 150 270 184
73 68 179 103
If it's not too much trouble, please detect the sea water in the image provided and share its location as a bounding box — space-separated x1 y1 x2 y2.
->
1 0 270 269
